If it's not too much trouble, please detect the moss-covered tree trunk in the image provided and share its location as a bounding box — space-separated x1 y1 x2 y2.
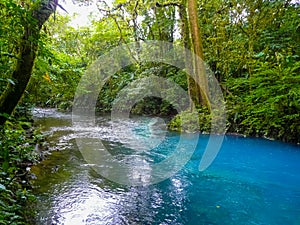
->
180 0 194 111
187 0 210 108
0 0 57 125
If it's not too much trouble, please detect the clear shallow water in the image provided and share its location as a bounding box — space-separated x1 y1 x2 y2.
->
32 108 300 225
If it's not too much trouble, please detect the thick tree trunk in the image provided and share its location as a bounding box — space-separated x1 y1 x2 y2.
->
180 0 195 111
0 0 57 125
187 0 210 108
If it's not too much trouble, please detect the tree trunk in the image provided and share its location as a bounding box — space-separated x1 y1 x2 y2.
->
187 0 210 108
0 0 57 125
180 0 195 111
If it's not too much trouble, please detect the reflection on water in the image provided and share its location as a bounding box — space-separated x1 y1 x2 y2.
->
32 108 300 225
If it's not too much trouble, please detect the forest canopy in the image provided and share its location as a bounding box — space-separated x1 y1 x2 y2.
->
0 0 299 143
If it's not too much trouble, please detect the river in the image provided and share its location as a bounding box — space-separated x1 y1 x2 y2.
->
31 108 300 225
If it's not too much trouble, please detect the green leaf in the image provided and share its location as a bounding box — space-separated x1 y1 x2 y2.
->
254 52 265 58
7 78 15 85
0 184 6 191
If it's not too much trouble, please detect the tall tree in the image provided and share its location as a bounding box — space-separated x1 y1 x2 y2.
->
178 0 210 109
187 0 210 108
0 0 58 125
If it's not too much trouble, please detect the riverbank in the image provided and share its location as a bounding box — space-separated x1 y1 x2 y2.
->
167 109 299 145
33 106 299 145
0 115 48 224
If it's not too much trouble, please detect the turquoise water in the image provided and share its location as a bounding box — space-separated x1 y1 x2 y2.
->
184 135 300 224
32 109 300 225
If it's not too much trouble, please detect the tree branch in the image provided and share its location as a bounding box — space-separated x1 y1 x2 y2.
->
155 1 181 8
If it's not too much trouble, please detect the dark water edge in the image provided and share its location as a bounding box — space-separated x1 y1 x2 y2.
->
31 108 300 225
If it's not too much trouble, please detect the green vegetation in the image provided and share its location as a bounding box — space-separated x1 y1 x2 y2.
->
0 112 44 224
22 0 298 144
0 0 299 222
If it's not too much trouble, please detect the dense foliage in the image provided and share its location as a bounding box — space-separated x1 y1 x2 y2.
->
0 0 55 223
13 0 300 143
0 0 57 125
0 114 44 224
87 0 300 143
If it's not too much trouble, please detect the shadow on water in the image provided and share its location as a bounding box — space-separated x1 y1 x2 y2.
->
31 108 300 225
